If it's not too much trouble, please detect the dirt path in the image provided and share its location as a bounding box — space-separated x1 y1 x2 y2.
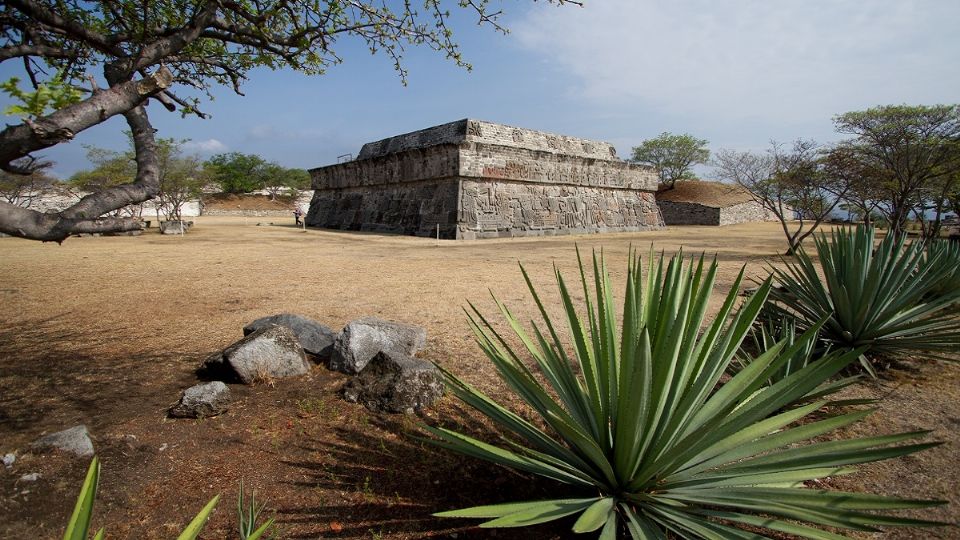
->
0 219 956 539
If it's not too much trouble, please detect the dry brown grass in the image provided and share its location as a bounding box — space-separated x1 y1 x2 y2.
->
0 218 956 539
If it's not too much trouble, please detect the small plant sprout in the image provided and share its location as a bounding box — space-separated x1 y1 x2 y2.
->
237 481 276 540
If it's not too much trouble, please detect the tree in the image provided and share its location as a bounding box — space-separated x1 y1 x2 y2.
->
0 0 577 241
70 146 136 191
69 144 143 217
822 143 887 228
834 104 960 237
714 140 852 255
912 167 959 240
70 136 202 220
206 153 310 198
631 132 710 189
263 165 311 200
156 154 206 222
206 152 268 194
0 165 57 208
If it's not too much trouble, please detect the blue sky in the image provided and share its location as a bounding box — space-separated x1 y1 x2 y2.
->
2 0 959 179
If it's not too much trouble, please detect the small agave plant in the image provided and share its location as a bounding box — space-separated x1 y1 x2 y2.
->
427 249 946 538
732 315 862 406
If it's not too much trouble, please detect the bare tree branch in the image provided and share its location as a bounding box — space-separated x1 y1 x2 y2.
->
5 0 123 56
0 43 76 62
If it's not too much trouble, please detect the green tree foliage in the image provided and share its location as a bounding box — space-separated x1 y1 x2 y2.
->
0 71 82 118
261 163 311 200
69 146 136 193
206 152 269 194
207 153 310 198
833 104 960 237
429 249 946 538
631 133 710 189
822 143 887 228
157 154 207 222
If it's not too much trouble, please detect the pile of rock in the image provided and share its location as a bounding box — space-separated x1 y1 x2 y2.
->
168 313 443 418
332 318 442 414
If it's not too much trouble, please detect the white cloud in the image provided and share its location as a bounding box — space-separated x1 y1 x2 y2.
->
514 0 960 130
183 138 228 153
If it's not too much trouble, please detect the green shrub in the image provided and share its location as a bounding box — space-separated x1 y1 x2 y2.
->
765 225 960 374
427 249 945 538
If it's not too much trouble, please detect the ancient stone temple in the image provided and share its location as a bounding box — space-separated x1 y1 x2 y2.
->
306 119 664 239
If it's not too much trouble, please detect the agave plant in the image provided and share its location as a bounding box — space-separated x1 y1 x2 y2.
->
238 481 276 540
922 238 960 303
64 457 220 540
426 249 945 538
766 225 960 373
733 314 861 405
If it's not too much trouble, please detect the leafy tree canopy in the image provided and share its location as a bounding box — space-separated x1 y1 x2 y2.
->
833 104 960 236
206 152 268 194
631 132 710 189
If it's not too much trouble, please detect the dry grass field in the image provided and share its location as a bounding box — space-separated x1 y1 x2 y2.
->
0 218 957 539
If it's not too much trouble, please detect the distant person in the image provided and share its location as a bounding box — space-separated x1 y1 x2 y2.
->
294 207 304 226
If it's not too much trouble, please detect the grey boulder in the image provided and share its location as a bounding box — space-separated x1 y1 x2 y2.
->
160 220 193 234
207 325 310 384
342 351 444 413
330 317 427 375
243 313 335 358
169 381 232 418
31 425 94 457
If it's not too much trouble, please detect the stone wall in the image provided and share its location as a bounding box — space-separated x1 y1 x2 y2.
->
314 145 460 189
659 199 780 226
460 143 653 190
658 201 721 225
307 179 459 237
719 200 780 226
10 189 203 217
459 180 660 239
